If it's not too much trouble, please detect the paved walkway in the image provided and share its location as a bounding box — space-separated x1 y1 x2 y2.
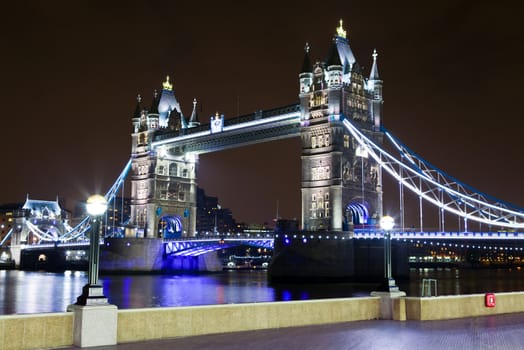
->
63 313 524 350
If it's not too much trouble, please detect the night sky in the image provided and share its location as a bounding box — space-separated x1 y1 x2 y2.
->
1 1 523 227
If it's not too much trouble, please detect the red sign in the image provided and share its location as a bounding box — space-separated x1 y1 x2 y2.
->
485 293 496 308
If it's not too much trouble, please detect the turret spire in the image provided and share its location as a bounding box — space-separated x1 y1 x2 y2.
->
149 89 159 114
327 39 342 67
189 98 200 127
369 49 380 80
336 19 347 39
301 42 312 73
162 76 173 91
133 94 142 119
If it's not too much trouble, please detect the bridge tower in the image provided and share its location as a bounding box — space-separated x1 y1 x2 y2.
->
299 20 384 231
130 77 198 238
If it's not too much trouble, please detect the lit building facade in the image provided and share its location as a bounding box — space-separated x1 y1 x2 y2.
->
130 79 200 238
128 21 384 236
299 20 383 231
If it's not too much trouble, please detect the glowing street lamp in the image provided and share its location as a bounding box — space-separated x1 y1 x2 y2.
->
76 194 109 305
379 215 400 292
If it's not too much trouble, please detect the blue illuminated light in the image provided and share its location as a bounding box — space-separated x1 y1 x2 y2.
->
303 238 307 243
282 290 292 301
284 238 290 245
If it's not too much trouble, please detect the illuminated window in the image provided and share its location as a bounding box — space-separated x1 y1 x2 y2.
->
319 135 324 147
169 163 177 176
325 134 330 146
311 136 317 148
344 135 350 148
314 93 322 106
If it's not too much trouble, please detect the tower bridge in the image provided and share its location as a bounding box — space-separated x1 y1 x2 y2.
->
2 20 524 277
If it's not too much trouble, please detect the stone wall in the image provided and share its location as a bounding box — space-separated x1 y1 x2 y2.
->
5 292 524 349
0 312 73 350
405 292 524 320
116 297 381 343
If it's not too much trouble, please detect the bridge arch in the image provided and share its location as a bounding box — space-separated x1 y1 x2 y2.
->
158 215 183 239
346 200 370 226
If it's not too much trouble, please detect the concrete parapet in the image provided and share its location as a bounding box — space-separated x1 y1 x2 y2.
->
116 297 381 343
7 292 524 348
405 292 524 320
0 312 73 350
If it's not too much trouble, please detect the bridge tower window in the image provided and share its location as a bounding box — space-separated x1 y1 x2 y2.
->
169 163 177 177
344 135 350 148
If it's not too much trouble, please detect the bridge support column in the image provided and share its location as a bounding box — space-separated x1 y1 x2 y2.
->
9 245 22 268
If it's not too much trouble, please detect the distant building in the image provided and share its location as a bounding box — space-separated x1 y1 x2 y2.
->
11 196 71 244
104 197 132 236
0 203 22 244
195 188 237 235
72 197 131 237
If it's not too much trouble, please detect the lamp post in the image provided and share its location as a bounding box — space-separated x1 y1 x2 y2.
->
76 194 109 305
379 215 400 292
214 204 221 235
69 194 117 348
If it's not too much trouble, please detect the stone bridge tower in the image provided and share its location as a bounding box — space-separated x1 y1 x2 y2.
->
130 77 199 238
299 20 384 232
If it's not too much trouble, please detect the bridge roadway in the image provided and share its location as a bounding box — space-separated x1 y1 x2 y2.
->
58 312 524 350
21 230 524 253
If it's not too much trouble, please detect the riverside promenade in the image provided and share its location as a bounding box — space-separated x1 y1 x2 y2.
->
62 312 524 350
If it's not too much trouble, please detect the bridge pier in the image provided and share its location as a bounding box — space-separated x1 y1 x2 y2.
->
269 233 409 282
9 244 22 268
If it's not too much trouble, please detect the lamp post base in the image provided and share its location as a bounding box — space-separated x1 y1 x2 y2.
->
75 284 109 306
377 277 401 293
67 303 118 347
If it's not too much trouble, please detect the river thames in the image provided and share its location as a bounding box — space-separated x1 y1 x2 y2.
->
2 268 524 315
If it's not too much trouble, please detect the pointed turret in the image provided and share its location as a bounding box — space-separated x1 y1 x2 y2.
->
180 112 188 129
149 90 159 114
132 94 142 133
158 75 182 128
188 98 200 127
369 49 380 80
367 49 383 131
299 43 314 95
326 39 343 89
301 42 313 73
333 19 356 83
326 40 342 67
133 94 142 119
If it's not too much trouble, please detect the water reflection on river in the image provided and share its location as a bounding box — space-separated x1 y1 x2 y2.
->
1 268 524 315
